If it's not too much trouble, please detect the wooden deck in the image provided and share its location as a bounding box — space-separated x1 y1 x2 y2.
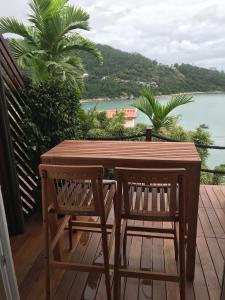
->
11 185 225 300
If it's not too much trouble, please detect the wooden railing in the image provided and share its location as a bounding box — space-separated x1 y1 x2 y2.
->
0 34 37 233
88 128 225 175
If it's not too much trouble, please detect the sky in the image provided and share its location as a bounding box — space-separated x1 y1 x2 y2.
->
1 0 225 70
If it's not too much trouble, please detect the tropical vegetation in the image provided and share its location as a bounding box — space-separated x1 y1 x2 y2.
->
79 44 225 99
20 79 82 174
132 87 193 132
0 0 102 92
79 108 147 139
1 0 223 186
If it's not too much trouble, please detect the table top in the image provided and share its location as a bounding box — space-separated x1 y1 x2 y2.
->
41 140 201 167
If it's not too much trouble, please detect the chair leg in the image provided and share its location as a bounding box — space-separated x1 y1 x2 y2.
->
45 255 51 300
114 225 121 300
49 214 61 261
44 218 51 300
101 226 111 300
68 216 73 250
122 223 127 268
174 222 178 262
179 221 186 300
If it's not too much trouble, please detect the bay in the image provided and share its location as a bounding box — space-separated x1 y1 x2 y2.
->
82 93 225 168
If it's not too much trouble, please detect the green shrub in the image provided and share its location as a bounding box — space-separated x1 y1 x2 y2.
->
20 79 82 174
212 164 225 185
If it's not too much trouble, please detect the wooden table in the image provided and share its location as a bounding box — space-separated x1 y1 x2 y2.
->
41 140 201 280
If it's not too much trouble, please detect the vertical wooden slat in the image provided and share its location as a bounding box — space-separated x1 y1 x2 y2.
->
0 67 24 234
0 34 38 225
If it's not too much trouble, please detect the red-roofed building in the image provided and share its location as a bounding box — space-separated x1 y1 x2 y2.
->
105 108 137 127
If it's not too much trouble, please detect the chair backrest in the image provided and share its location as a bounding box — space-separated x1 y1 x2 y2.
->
115 167 186 219
39 164 105 217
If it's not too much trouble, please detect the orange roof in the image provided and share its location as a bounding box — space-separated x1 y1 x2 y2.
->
106 109 137 119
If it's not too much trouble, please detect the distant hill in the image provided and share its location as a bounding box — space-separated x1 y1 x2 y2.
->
79 44 225 99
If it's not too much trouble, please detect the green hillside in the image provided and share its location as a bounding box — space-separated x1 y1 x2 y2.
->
80 44 225 99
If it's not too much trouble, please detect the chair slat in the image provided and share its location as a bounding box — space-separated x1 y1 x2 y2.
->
160 187 165 212
135 186 142 212
152 187 157 212
129 185 134 213
143 187 149 212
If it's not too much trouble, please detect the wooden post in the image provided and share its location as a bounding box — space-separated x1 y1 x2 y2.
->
146 128 152 141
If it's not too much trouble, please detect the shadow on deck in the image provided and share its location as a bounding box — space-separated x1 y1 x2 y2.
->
10 185 225 300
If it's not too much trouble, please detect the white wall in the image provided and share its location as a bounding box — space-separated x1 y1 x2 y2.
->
0 272 7 300
0 187 20 300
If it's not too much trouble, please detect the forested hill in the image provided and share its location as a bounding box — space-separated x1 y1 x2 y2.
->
79 44 225 99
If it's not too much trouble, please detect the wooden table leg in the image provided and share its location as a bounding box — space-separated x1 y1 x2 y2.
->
186 164 201 280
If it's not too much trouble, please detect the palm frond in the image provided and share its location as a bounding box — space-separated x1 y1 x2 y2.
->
162 94 193 117
0 18 37 45
46 58 84 91
31 56 49 83
28 0 68 45
32 4 89 51
141 86 160 112
48 0 69 15
134 87 193 131
61 6 89 35
8 39 34 67
60 33 103 64
132 96 153 122
64 56 84 73
28 0 46 30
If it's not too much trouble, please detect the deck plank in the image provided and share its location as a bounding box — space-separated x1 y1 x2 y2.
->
124 221 143 300
206 208 225 238
11 185 224 300
213 186 225 209
152 222 166 300
138 221 153 300
205 185 222 209
197 237 221 300
206 238 224 285
193 249 210 300
164 222 180 300
198 207 215 237
200 186 213 208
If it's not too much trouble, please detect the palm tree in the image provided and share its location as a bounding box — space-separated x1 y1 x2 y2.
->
0 0 103 90
132 87 193 132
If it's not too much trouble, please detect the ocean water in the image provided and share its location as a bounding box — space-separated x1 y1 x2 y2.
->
82 93 225 168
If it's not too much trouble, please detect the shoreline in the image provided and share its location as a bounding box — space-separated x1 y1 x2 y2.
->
81 90 225 103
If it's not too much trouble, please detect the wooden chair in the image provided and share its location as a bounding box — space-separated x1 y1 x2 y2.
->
39 164 116 300
113 167 186 300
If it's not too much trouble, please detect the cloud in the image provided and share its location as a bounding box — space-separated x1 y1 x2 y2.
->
1 0 225 70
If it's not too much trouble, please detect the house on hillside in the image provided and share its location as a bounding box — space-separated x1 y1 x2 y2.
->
105 108 137 127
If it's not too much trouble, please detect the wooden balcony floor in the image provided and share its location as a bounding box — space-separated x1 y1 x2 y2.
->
10 185 225 300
